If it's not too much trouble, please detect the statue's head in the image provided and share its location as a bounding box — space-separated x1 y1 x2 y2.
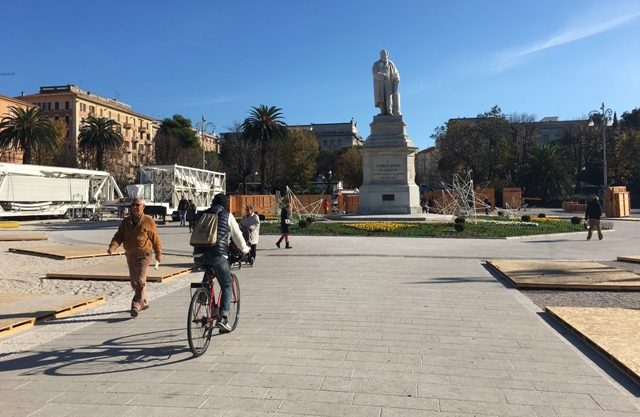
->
379 50 389 62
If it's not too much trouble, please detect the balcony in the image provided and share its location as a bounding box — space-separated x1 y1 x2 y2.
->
138 126 147 133
123 122 132 130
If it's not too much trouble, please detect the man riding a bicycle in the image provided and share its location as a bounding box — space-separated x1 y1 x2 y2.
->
193 193 249 332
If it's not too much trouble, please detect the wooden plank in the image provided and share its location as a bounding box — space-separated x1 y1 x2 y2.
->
0 232 48 241
0 293 104 337
486 259 640 290
546 306 640 386
9 244 123 259
45 255 193 282
617 256 640 264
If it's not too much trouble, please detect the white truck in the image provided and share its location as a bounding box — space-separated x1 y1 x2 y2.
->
0 162 123 219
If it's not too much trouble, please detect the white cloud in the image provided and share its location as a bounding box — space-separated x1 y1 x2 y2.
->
492 7 640 73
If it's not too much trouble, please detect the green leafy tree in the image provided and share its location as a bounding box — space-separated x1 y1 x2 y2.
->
220 123 259 193
556 124 602 193
519 144 572 202
621 108 640 129
275 128 319 190
241 105 288 193
0 106 57 164
78 116 124 171
334 146 363 189
158 114 199 148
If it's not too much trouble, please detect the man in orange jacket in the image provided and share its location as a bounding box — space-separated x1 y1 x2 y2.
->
108 197 162 317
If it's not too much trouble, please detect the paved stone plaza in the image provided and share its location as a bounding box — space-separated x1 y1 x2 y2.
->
1 218 639 416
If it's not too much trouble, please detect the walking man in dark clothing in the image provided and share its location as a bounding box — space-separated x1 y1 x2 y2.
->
585 196 603 240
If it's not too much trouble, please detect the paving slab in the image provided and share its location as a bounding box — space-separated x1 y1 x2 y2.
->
9 243 123 259
546 306 640 387
486 259 640 290
0 223 639 415
45 255 192 282
0 293 104 337
0 232 48 241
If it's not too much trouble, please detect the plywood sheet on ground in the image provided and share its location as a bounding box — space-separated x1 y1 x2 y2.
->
617 255 640 264
0 232 48 241
9 243 123 259
0 293 104 337
486 259 640 290
45 255 192 282
546 306 640 386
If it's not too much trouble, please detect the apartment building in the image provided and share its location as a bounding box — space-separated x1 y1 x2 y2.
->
0 94 33 164
17 85 158 180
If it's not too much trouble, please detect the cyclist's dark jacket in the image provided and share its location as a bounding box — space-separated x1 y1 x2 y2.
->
194 204 230 257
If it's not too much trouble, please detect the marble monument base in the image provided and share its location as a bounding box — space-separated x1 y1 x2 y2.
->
358 182 421 214
358 115 421 215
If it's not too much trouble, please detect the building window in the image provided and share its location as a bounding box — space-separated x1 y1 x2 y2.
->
100 109 103 116
65 101 70 110
65 116 70 124
54 102 59 110
109 111 112 118
47 103 51 111
89 105 95 114
54 116 59 121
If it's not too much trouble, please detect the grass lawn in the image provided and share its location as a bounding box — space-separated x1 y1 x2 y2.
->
259 217 606 238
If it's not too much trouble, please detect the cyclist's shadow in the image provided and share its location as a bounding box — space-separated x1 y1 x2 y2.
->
0 328 192 377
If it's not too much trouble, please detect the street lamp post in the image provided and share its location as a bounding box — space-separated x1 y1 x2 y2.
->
196 116 216 170
588 103 613 210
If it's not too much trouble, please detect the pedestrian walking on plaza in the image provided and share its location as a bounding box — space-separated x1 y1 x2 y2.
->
107 197 162 317
585 196 604 240
276 201 293 249
193 193 249 332
186 200 197 232
240 204 260 264
178 195 189 226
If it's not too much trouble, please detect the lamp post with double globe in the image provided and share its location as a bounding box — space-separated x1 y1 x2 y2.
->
588 103 613 209
196 116 216 170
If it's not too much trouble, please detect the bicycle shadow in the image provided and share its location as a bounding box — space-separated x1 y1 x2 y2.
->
0 328 193 377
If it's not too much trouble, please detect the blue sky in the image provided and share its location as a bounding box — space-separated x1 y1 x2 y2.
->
2 1 640 150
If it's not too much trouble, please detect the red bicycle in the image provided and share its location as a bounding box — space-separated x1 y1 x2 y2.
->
187 266 240 357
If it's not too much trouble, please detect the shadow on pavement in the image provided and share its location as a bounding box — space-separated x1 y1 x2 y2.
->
0 328 193 376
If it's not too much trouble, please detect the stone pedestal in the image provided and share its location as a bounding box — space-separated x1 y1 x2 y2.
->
358 115 421 214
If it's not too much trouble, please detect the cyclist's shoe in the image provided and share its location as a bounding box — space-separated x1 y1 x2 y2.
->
216 316 232 333
141 304 150 311
130 307 139 318
249 256 255 266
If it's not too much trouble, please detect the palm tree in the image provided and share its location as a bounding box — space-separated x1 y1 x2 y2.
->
78 116 123 171
241 105 288 193
0 106 57 164
519 144 573 202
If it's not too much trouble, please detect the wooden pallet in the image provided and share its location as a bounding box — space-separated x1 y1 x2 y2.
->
0 232 48 241
0 293 105 338
546 306 640 386
9 244 123 259
45 255 193 282
617 255 640 264
486 259 640 290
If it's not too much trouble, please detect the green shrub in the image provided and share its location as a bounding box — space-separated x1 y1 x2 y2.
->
521 215 531 222
497 211 505 216
571 216 582 225
298 219 309 229
454 222 465 232
538 213 546 218
306 216 315 224
454 216 466 224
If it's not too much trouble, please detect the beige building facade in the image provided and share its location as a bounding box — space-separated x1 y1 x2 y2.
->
17 85 158 181
0 94 33 164
288 120 364 151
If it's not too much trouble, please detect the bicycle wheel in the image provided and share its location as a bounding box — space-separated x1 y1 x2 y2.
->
187 287 213 356
228 273 241 331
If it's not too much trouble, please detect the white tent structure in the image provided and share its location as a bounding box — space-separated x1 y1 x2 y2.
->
0 163 123 218
139 165 226 210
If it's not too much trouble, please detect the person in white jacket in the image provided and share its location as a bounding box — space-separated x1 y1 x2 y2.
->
240 204 260 264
